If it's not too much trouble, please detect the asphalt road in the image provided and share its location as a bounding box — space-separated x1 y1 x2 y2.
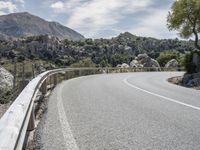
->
37 72 200 150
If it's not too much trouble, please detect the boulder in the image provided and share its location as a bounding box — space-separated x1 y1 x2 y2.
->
187 78 200 87
151 59 161 68
182 72 200 86
0 66 13 94
124 46 132 52
137 54 149 62
130 60 139 68
121 63 130 68
36 64 46 73
39 66 46 73
191 72 200 79
165 59 178 68
182 74 192 85
116 64 122 68
136 53 161 70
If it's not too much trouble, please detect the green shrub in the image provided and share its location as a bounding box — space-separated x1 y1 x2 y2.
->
70 58 96 68
157 51 180 67
0 91 11 104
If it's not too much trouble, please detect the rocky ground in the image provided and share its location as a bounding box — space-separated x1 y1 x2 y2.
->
168 76 200 90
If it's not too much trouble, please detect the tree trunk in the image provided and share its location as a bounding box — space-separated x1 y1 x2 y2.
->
193 28 200 50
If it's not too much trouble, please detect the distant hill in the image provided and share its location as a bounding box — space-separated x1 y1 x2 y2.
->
0 32 196 68
0 12 84 41
111 32 195 54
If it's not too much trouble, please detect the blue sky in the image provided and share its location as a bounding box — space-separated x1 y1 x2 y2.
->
0 0 178 39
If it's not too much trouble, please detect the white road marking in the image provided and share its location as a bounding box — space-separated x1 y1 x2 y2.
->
57 83 79 150
123 76 200 111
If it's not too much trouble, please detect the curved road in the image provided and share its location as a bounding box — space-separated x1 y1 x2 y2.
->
37 72 200 150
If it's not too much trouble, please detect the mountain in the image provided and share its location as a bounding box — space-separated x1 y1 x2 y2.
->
0 12 84 41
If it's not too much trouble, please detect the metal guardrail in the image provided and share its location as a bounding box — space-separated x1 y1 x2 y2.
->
0 67 182 150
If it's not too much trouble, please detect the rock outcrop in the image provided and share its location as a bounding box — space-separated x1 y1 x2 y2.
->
0 66 13 94
130 60 142 68
183 72 200 87
137 54 160 68
165 59 178 68
121 63 130 68
130 54 161 70
116 63 130 68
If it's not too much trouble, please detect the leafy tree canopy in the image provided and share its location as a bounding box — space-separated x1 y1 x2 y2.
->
167 0 200 50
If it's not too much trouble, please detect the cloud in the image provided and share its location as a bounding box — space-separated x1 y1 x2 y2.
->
0 1 17 13
50 1 65 12
128 7 178 39
0 0 25 15
49 0 177 38
14 0 25 4
61 0 153 37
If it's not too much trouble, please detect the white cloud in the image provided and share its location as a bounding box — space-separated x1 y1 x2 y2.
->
129 8 178 39
14 0 25 8
49 0 177 38
0 0 25 15
0 1 17 13
63 0 153 37
50 1 65 12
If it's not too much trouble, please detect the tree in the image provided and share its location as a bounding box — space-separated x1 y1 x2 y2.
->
167 0 200 50
70 58 96 68
157 51 180 67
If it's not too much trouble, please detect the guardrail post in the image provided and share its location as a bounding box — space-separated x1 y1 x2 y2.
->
41 79 47 95
79 70 82 76
53 74 58 86
65 72 68 80
92 69 95 74
106 68 109 74
27 106 35 131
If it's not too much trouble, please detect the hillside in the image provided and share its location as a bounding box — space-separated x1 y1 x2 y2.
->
0 32 196 68
0 12 84 41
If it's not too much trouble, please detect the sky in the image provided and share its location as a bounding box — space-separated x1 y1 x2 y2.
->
0 0 179 39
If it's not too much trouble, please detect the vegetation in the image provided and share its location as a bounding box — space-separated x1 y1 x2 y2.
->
157 51 181 67
167 0 200 75
167 0 200 51
70 58 96 68
0 33 196 68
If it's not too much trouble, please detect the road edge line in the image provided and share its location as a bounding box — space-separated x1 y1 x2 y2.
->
57 83 79 150
123 76 200 111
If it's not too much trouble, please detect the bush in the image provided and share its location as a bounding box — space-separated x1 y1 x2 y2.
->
70 58 96 68
157 51 180 67
17 55 25 62
0 91 11 104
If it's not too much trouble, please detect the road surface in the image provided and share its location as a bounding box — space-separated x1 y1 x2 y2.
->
36 72 200 150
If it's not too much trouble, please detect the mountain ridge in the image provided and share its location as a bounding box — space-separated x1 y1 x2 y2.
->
0 12 84 41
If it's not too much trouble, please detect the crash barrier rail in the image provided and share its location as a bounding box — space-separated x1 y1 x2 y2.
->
0 67 183 150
